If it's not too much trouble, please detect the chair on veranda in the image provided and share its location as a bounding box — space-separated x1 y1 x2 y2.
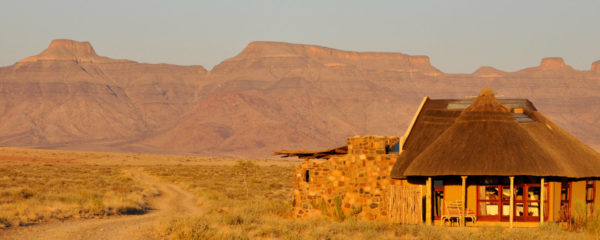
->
441 200 476 226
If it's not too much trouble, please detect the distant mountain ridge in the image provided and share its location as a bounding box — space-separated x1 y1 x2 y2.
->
0 39 598 157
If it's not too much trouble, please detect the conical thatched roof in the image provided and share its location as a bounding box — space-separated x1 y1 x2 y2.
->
391 88 600 178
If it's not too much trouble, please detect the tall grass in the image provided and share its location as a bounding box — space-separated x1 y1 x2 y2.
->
565 200 600 235
0 164 158 228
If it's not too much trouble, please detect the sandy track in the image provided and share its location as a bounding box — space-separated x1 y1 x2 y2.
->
0 169 201 240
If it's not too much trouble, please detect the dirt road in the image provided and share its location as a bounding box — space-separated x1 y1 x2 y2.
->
0 169 201 240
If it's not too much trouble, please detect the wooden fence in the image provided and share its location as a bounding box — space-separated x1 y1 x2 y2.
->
388 185 422 224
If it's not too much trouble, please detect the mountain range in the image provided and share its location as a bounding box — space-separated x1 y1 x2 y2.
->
0 39 598 157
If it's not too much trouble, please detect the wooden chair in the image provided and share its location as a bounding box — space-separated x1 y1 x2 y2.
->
466 208 477 225
441 201 477 226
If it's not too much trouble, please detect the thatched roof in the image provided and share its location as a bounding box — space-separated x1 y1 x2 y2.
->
391 88 600 178
273 145 348 159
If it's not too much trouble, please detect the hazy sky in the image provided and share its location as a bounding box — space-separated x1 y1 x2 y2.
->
1 0 599 73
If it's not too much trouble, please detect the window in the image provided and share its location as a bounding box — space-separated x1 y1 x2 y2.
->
477 180 548 221
305 170 310 183
586 180 595 213
560 181 571 221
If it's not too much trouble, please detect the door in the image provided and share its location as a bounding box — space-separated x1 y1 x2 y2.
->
514 184 548 221
433 180 444 220
477 185 511 221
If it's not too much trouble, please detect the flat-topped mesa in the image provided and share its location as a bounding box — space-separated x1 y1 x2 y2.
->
519 57 575 72
473 66 505 78
232 41 413 61
408 55 435 68
18 39 110 63
541 57 567 68
226 41 441 73
592 61 600 72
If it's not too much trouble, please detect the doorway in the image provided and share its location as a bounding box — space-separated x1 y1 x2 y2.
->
513 184 548 221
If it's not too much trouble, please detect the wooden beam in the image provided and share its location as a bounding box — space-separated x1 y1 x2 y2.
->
541 177 545 224
426 177 432 225
510 176 514 228
461 176 467 227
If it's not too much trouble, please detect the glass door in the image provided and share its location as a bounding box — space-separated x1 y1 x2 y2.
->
477 185 500 220
514 184 548 221
477 185 511 221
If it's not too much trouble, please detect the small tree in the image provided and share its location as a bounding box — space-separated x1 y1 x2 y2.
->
231 160 259 198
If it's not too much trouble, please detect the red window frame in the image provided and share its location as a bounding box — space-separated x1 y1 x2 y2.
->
586 180 595 203
476 183 548 222
586 180 595 213
560 181 572 221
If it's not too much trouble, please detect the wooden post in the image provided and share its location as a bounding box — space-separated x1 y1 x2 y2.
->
541 178 545 224
426 177 432 225
461 176 467 227
510 176 514 228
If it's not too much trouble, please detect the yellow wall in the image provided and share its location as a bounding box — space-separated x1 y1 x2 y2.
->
467 185 477 212
571 180 587 216
430 180 477 215
444 185 461 203
550 181 560 221
596 180 600 210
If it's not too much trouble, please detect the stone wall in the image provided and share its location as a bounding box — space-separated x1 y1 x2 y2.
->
292 135 403 221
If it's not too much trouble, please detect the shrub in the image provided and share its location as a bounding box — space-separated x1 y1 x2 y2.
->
157 217 215 240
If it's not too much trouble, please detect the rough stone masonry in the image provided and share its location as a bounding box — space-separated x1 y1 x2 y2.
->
292 135 403 221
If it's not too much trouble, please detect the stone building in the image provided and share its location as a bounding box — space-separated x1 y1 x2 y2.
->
281 135 403 221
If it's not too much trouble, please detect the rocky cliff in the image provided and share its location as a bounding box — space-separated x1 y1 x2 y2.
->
0 40 598 157
0 39 206 152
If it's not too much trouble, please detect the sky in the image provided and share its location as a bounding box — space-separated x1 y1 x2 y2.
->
1 0 599 73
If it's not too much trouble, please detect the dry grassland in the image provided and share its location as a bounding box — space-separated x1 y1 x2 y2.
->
146 161 596 240
0 164 158 228
0 147 289 230
0 147 598 239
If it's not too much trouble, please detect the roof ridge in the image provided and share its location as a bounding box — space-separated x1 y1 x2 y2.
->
463 88 510 113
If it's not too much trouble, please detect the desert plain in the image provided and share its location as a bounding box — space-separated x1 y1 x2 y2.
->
0 147 597 240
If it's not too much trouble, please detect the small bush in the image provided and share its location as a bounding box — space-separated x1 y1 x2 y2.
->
157 217 215 240
0 216 11 228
